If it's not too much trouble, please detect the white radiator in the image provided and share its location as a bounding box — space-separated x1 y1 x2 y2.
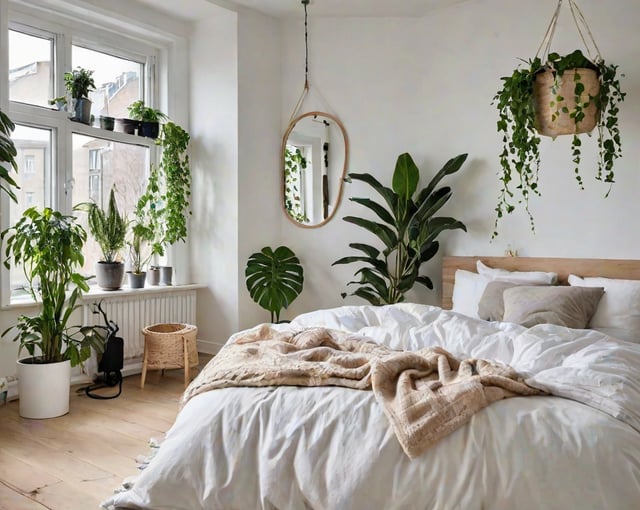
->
82 289 197 360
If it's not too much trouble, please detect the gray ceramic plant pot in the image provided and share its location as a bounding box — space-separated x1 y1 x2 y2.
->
72 98 92 125
159 266 173 286
95 261 125 291
127 271 146 289
147 267 160 286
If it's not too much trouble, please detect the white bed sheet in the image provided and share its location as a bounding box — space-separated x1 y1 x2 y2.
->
103 304 640 510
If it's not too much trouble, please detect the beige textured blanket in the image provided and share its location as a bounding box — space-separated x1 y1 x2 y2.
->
182 325 544 458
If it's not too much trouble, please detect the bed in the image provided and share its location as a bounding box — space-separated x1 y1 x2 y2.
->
103 256 640 510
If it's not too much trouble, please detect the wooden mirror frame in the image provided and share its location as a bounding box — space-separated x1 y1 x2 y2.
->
281 111 349 228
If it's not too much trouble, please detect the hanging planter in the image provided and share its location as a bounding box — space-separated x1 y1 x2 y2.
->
491 0 625 238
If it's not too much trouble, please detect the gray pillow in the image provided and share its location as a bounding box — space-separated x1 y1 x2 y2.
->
502 286 605 329
477 281 520 321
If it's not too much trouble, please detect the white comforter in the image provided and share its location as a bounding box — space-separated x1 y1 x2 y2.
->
103 304 640 510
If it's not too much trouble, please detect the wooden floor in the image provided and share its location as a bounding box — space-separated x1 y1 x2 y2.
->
0 357 210 510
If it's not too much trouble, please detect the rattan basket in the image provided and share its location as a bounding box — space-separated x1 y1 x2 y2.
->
141 323 198 388
533 68 600 137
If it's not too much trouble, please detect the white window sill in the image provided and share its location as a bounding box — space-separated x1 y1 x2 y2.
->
3 283 207 311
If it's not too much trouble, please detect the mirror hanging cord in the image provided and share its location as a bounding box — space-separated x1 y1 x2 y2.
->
289 0 311 124
535 0 602 63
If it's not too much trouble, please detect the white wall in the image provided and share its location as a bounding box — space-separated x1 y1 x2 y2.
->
189 7 282 341
277 0 640 317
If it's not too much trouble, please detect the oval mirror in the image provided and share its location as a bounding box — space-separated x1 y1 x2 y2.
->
282 111 349 227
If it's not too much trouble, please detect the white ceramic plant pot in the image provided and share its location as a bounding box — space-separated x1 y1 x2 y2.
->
17 358 71 419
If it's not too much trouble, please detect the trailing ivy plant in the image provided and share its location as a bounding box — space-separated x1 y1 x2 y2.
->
333 152 467 305
156 122 191 245
492 49 625 238
245 246 304 323
284 146 309 223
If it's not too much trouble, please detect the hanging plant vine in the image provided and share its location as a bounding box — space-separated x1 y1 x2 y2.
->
491 0 625 238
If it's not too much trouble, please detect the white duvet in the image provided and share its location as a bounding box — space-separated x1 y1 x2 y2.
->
103 304 640 510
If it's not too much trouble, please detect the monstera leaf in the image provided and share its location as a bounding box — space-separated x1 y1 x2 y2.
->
245 246 304 323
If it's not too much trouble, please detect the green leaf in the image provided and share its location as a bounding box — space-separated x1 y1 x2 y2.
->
245 245 304 322
342 216 398 250
391 153 419 200
415 153 468 204
349 197 395 225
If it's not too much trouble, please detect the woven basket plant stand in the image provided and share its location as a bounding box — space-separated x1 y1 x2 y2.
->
141 323 199 388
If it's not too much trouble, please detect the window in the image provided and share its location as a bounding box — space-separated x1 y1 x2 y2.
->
23 154 35 174
9 28 54 108
5 7 162 303
72 45 144 120
73 134 149 275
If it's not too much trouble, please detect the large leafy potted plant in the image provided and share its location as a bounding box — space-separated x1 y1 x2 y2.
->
64 67 96 125
245 246 304 323
333 152 467 305
76 188 128 290
0 108 19 203
127 100 168 139
1 207 105 418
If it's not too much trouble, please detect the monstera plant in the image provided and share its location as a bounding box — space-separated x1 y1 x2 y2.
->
245 246 304 323
333 152 468 305
0 108 19 203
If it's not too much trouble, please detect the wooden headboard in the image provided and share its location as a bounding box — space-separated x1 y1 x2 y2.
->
442 256 640 310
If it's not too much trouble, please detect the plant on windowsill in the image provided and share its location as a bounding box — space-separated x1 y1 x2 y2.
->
48 95 67 111
127 100 168 139
333 152 468 305
64 67 96 125
1 207 106 418
245 246 304 323
76 188 128 291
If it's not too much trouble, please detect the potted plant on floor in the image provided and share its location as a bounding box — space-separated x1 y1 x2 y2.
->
245 246 304 323
76 188 128 290
64 67 96 125
127 100 168 139
0 108 20 203
1 208 105 418
333 152 468 305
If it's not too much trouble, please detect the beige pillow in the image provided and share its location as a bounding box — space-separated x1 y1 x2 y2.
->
502 286 605 329
477 281 520 321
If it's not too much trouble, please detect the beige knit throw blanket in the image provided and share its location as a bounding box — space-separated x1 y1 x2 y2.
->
181 325 544 458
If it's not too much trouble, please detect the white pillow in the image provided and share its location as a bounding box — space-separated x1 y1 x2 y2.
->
568 274 640 343
451 262 558 320
451 270 489 319
477 260 558 284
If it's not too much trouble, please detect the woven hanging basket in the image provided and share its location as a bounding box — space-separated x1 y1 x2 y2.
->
533 67 601 137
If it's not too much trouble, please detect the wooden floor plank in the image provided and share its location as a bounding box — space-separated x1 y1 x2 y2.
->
0 356 212 510
0 482 50 510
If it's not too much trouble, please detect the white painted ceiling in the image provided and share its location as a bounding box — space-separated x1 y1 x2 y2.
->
133 0 472 21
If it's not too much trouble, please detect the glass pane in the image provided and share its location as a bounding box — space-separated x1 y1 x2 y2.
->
72 46 144 121
9 30 54 108
72 134 149 276
9 125 52 296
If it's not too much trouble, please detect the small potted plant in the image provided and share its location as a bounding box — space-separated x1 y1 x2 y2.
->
76 188 128 290
1 207 106 418
492 49 625 237
64 67 96 125
127 100 168 139
127 219 156 289
48 95 67 111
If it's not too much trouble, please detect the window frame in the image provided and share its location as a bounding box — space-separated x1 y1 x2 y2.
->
3 4 164 306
